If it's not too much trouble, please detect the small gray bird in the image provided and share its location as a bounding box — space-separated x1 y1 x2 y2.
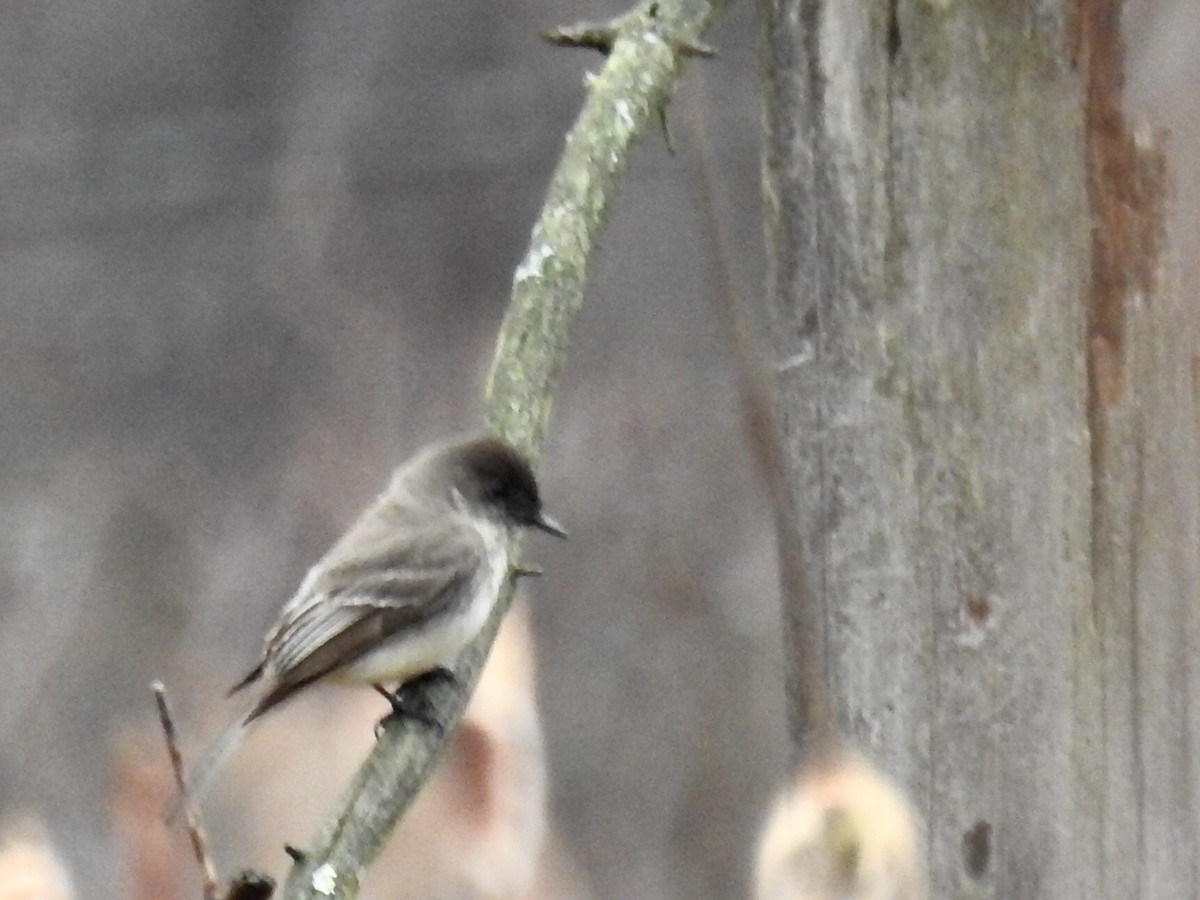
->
186 432 565 803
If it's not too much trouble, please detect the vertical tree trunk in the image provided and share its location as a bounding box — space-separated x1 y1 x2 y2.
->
760 1 1198 896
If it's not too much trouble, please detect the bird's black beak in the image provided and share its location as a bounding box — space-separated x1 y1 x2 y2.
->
533 510 568 539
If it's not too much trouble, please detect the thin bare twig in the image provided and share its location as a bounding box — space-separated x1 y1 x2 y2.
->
682 74 833 761
152 681 221 900
541 22 618 55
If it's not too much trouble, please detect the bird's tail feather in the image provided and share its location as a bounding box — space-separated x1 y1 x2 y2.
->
165 714 250 824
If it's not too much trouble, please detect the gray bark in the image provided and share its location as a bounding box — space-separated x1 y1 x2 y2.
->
761 1 1198 896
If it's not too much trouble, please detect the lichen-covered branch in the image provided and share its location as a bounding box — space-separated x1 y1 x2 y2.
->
487 0 726 458
279 1 724 897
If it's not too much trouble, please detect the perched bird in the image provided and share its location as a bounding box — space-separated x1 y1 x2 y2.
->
185 432 566 804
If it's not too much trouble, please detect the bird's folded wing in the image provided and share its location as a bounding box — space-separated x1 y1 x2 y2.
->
246 520 487 720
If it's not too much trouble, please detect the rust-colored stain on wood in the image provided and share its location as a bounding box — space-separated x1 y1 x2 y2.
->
963 594 993 628
1067 0 1166 411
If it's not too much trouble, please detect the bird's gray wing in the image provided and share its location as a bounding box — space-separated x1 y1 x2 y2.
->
244 515 487 722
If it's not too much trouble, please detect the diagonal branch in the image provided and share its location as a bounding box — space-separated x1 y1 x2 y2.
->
279 1 725 897
485 0 726 458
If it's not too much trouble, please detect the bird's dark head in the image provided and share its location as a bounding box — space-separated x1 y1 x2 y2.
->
431 434 567 538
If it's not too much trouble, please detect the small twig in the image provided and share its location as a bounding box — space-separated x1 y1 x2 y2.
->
675 38 717 58
542 19 713 58
284 845 308 864
541 22 619 55
152 680 221 900
658 105 676 156
510 563 544 579
544 14 712 159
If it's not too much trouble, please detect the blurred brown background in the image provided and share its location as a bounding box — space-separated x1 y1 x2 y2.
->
0 1 1194 898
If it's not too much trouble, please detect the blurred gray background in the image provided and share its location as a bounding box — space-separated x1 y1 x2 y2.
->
0 1 1194 898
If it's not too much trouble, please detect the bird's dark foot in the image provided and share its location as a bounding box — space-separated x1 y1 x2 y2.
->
372 668 460 737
